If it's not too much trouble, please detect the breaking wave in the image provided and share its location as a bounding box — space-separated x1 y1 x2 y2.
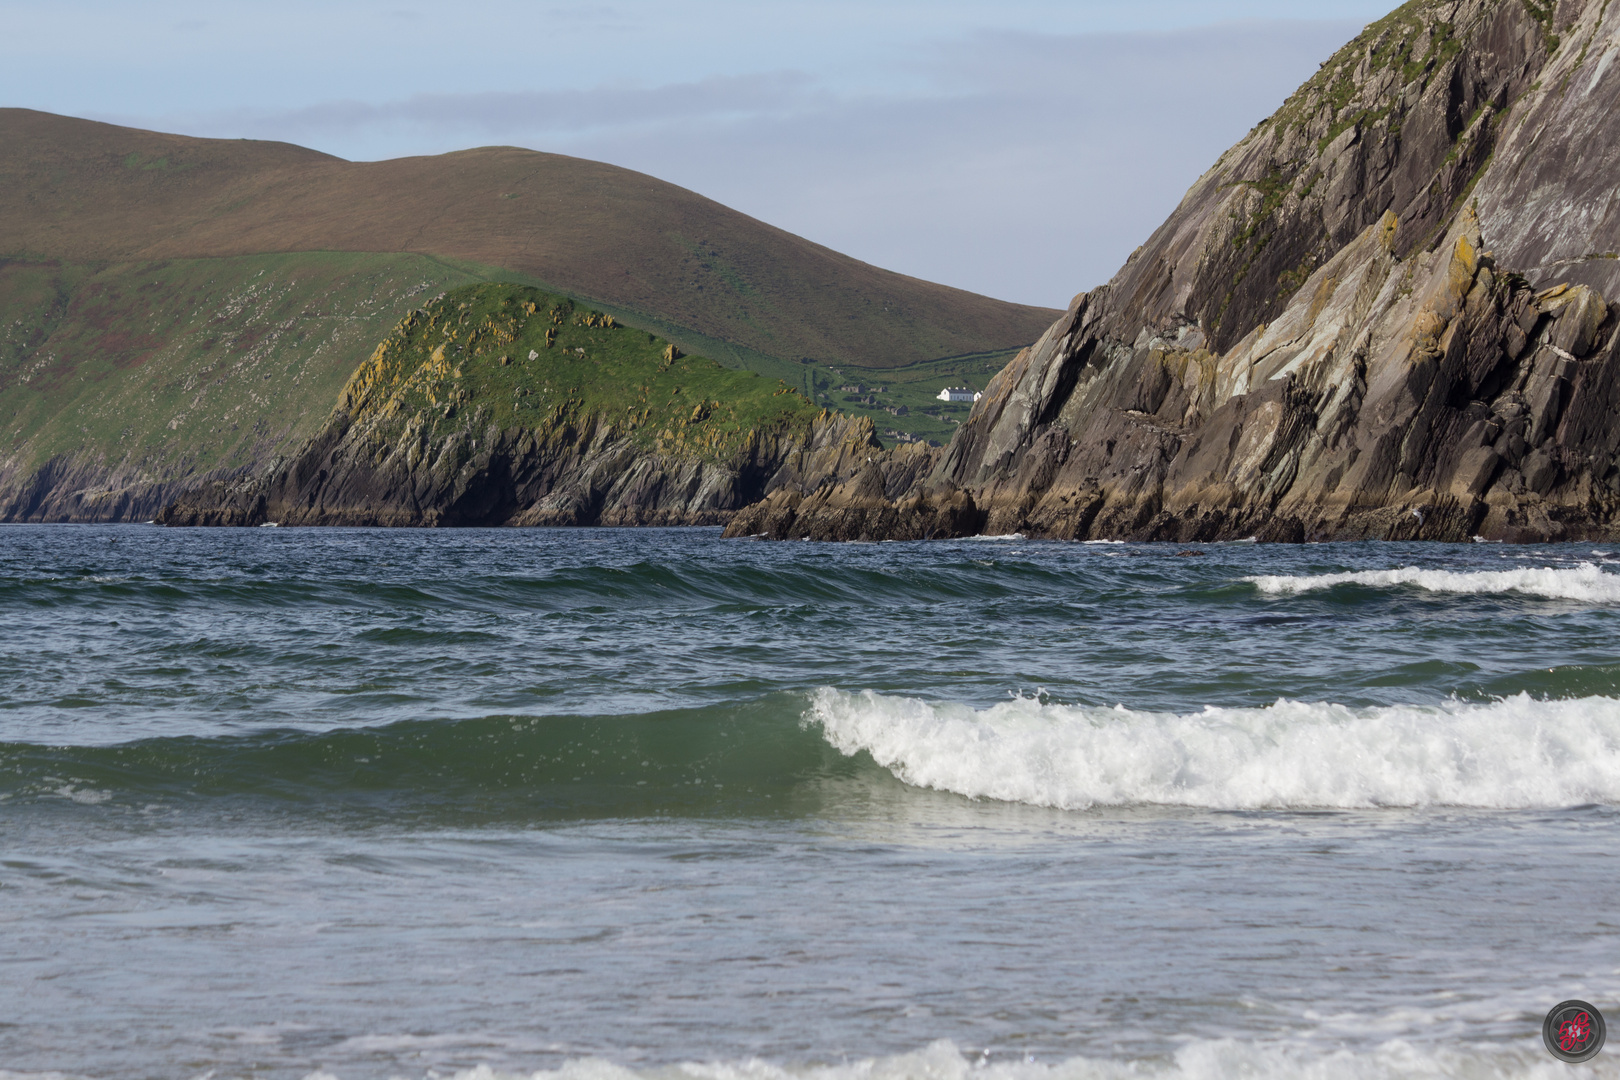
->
807 688 1620 810
1245 562 1620 602
20 687 1620 818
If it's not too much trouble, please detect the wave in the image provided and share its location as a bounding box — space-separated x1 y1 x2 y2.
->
807 688 1620 810
0 555 1103 615
0 697 861 820
1245 562 1620 602
19 686 1620 818
300 1039 1605 1080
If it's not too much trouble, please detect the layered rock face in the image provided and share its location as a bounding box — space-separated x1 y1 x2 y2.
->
729 0 1620 542
159 407 925 528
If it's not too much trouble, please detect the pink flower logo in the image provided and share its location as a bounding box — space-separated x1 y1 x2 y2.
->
1560 1011 1594 1053
1545 1000 1607 1063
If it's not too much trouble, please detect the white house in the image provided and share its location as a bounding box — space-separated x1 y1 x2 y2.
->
937 387 981 403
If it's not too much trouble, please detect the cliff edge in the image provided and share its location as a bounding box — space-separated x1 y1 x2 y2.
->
728 0 1620 543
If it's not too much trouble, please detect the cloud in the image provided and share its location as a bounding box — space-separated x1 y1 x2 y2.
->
560 20 1365 305
93 19 1363 307
182 71 824 144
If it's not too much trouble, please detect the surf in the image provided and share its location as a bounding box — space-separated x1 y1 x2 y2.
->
1245 562 1620 602
19 685 1620 818
807 688 1620 811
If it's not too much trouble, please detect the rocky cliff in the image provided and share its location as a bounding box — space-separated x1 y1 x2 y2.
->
159 284 929 527
728 0 1620 543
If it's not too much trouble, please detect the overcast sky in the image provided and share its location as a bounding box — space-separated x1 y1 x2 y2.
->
2 1 1396 307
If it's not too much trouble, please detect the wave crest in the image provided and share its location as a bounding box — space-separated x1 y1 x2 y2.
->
806 688 1620 810
1245 563 1620 601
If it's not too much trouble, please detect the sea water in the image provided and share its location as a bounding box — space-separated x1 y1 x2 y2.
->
2 526 1619 1080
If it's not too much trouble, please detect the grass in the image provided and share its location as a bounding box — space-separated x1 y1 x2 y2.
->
0 259 98 374
0 252 496 480
797 350 1019 445
332 252 1002 445
122 152 190 172
1266 0 1473 155
1521 0 1561 54
1276 259 1317 302
344 282 824 462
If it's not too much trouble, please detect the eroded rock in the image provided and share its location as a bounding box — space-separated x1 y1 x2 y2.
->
742 0 1620 543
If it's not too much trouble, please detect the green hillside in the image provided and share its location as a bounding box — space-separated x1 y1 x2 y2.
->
340 281 824 463
0 249 995 503
0 252 494 488
0 110 1064 519
0 109 1057 377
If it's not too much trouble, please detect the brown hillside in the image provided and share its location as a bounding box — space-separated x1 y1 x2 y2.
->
0 109 1057 368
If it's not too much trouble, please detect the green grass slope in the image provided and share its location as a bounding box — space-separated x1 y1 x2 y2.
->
0 253 494 507
0 249 981 519
158 281 876 528
341 282 824 464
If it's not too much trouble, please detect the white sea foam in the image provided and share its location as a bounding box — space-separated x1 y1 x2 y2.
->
50 784 111 805
806 688 1620 810
1246 562 1620 602
331 1039 1617 1080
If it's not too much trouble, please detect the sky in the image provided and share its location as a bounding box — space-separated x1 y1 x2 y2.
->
1 1 1398 308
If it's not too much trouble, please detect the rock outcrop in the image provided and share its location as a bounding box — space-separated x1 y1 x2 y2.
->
160 284 921 527
160 407 914 528
728 0 1620 543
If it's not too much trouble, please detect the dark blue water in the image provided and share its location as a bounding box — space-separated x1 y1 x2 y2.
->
4 525 1620 1080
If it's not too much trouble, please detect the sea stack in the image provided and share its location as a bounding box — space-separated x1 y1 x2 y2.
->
726 0 1620 543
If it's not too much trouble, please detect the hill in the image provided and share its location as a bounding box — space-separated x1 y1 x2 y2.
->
0 109 1054 373
0 110 1057 520
158 283 938 527
729 0 1620 543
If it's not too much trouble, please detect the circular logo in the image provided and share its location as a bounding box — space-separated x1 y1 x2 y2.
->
1544 1000 1606 1063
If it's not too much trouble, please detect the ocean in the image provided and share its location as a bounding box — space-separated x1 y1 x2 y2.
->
3 525 1619 1080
